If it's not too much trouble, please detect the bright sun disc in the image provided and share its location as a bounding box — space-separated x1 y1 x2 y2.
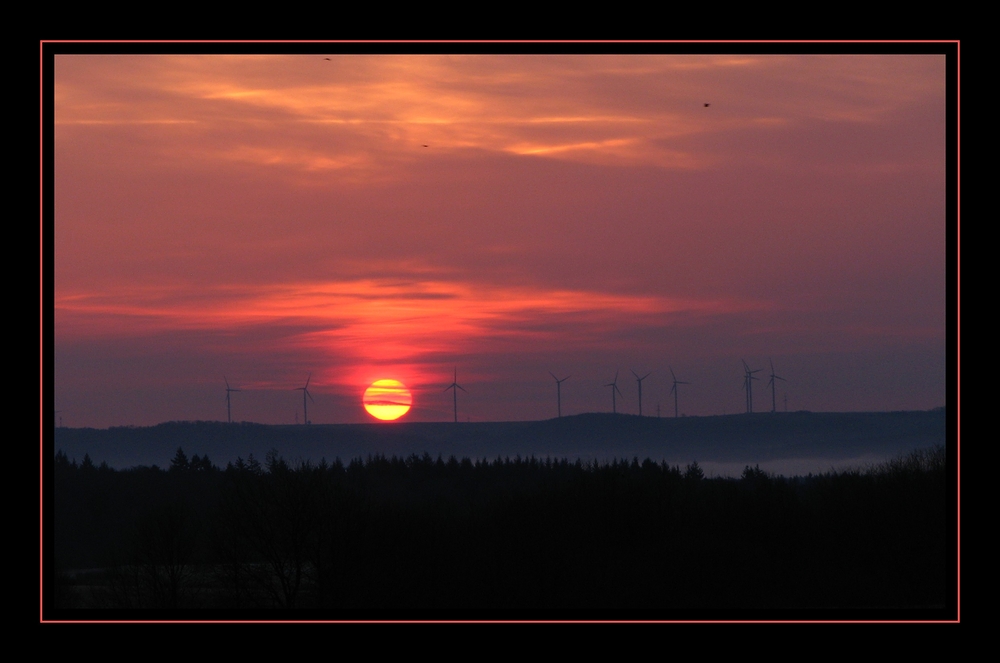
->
363 379 413 421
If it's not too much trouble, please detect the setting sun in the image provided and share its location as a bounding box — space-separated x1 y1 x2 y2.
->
363 379 413 421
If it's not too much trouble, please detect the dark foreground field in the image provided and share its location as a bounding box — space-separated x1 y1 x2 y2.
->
47 444 954 620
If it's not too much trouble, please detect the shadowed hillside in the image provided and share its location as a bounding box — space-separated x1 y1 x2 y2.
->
53 410 947 476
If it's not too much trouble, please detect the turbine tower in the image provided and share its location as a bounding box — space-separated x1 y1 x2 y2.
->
295 374 314 424
225 377 241 424
605 369 624 414
444 368 467 423
669 366 690 418
550 372 570 418
631 370 651 416
742 359 762 414
767 359 786 413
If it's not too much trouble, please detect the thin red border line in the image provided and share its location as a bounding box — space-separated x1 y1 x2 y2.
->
37 38 959 40
37 45 961 627
39 41 960 625
955 40 961 624
38 39 961 45
41 619 960 624
37 43 961 626
39 39 45 625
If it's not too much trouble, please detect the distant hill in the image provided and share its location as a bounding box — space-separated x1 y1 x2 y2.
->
51 410 948 477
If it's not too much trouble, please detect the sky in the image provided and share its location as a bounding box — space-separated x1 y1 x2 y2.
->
50 51 950 427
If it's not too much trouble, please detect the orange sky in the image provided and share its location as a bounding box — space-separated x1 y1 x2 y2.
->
50 49 951 426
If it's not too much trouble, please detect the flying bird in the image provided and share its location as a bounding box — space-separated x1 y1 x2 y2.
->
704 103 711 107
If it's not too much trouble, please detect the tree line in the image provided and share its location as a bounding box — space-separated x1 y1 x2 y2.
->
49 445 951 616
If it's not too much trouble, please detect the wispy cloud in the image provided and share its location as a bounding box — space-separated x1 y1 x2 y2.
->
56 278 768 385
56 54 943 179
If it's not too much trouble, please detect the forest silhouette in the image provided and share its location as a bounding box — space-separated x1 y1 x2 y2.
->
49 444 951 617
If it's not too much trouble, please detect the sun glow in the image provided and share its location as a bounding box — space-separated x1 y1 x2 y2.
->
363 379 413 421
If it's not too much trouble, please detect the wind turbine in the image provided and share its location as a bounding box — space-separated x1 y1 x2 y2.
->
766 359 786 413
605 370 624 414
224 377 241 424
549 372 570 418
444 368 467 423
631 370 651 416
295 374 314 424
742 359 762 414
669 366 690 418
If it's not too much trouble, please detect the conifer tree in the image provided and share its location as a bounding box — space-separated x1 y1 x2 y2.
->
684 461 704 481
170 447 189 472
